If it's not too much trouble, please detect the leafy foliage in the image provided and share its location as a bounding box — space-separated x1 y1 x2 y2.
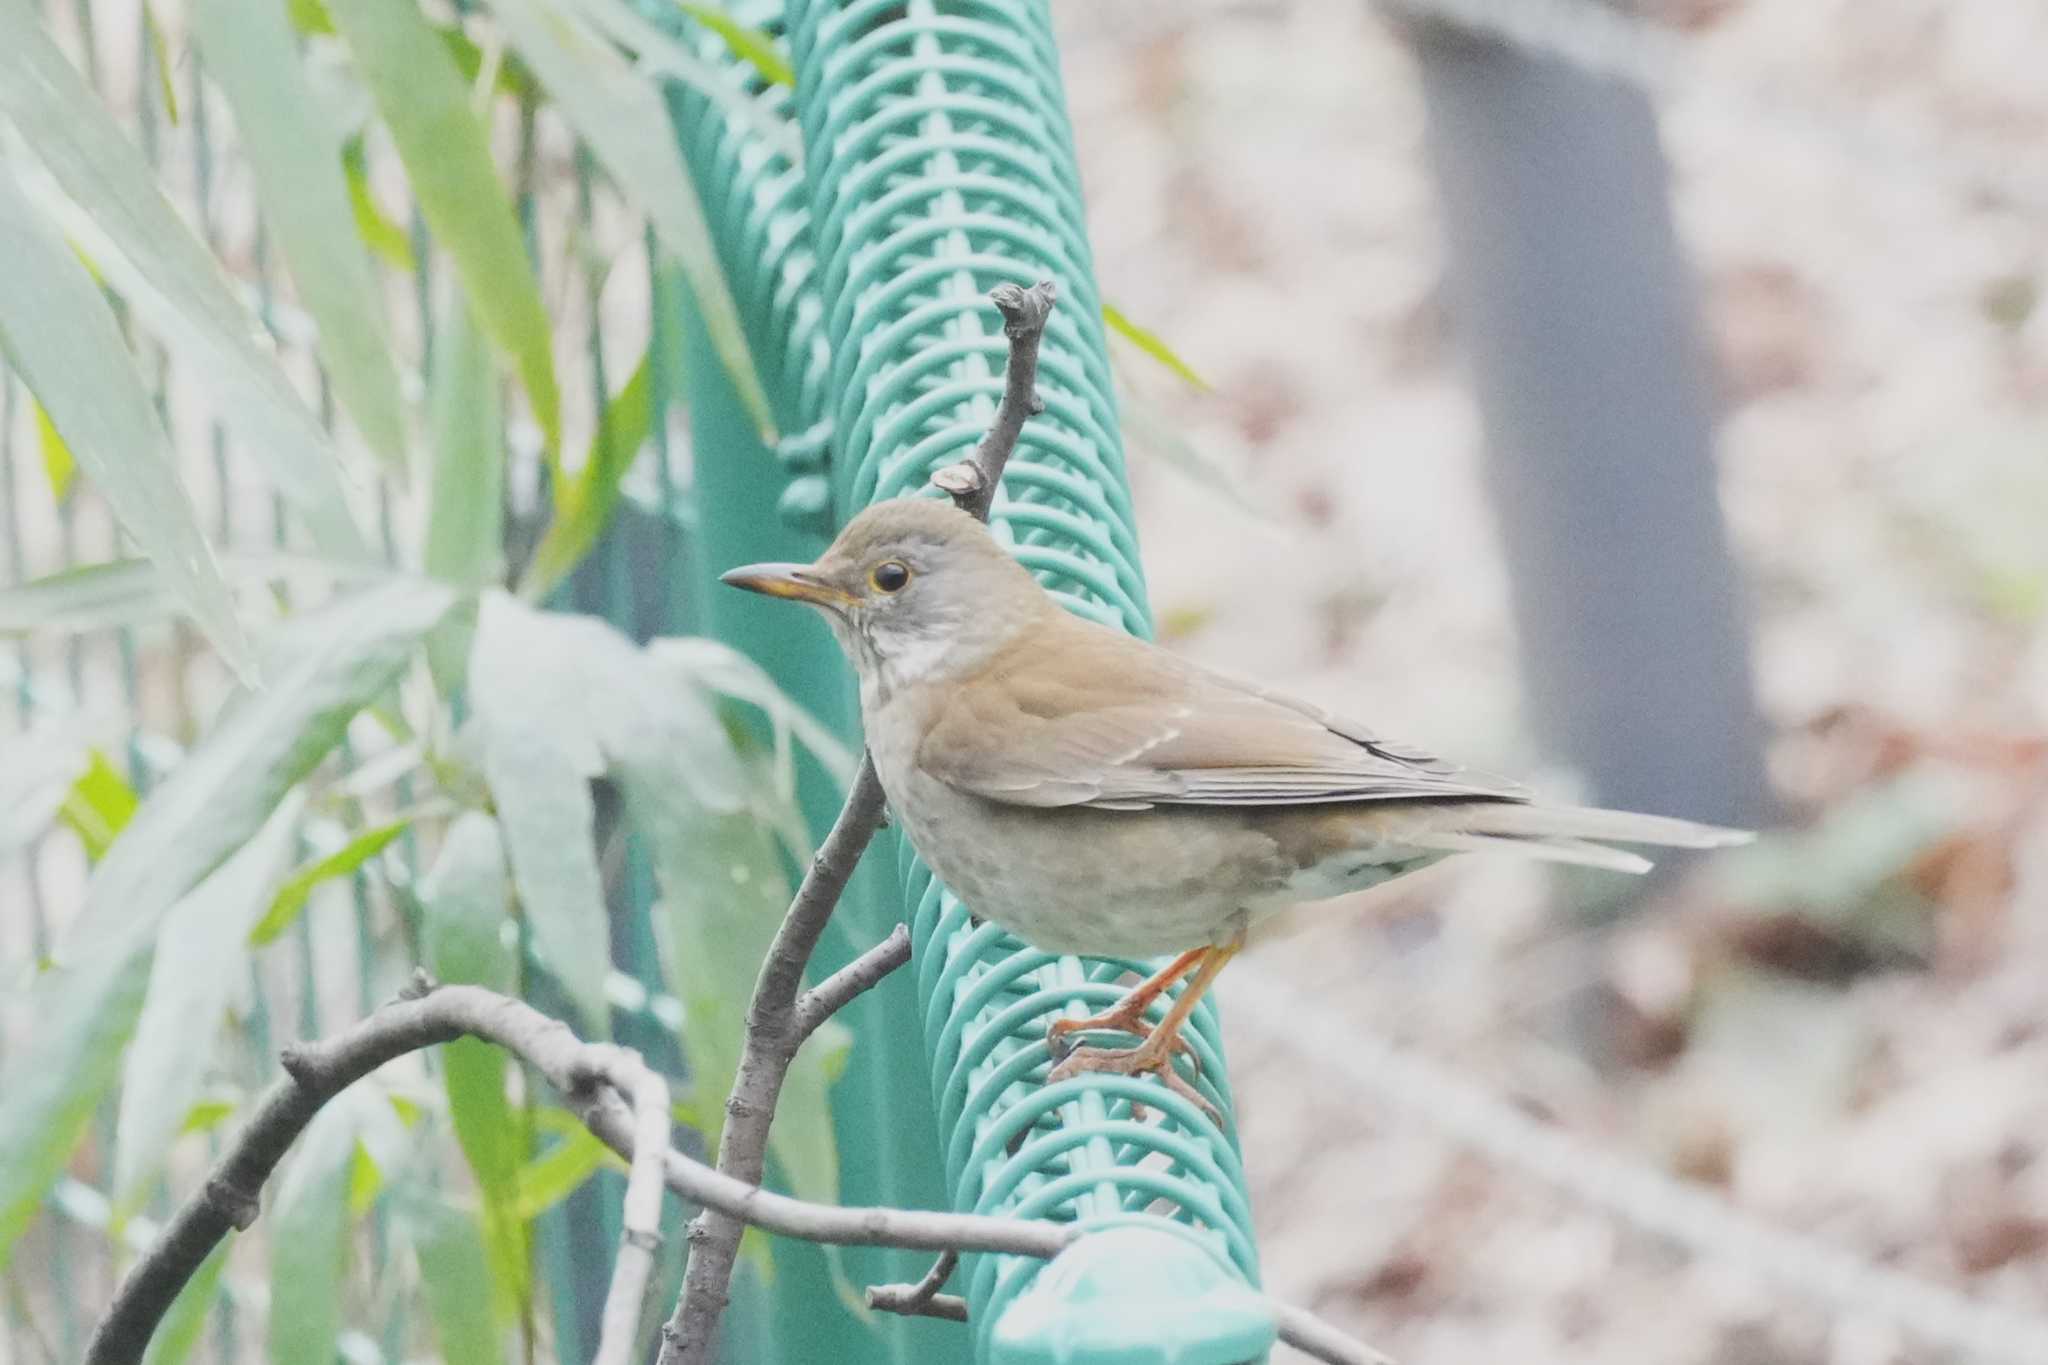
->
0 1 1223 1355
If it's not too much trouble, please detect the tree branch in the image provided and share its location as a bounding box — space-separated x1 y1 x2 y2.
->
85 981 1071 1365
931 279 1059 522
659 279 1060 1364
862 1252 1393 1365
87 980 1382 1365
865 1249 964 1321
1271 1300 1398 1365
588 1042 671 1365
657 760 892 1365
790 921 911 1042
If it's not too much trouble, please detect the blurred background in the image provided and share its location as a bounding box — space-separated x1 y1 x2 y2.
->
5 0 2048 1362
1056 3 2048 1361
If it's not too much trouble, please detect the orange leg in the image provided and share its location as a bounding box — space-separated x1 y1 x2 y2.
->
1046 943 1240 1118
1045 947 1206 1055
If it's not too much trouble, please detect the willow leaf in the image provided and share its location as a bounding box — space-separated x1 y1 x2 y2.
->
329 0 560 451
193 0 409 467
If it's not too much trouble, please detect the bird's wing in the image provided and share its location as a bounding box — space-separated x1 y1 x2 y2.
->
915 613 1529 811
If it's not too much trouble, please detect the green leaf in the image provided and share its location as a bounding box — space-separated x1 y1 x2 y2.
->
348 1143 382 1215
775 1018 849 1210
0 579 451 1273
0 727 87 856
407 1194 509 1365
1117 384 1263 515
0 552 386 638
422 299 501 694
512 1123 622 1221
285 0 332 34
57 748 139 861
143 6 181 127
140 1239 230 1365
420 813 526 1318
425 297 505 591
422 813 515 991
636 803 784 1152
341 137 414 272
470 596 753 1037
178 1098 238 1136
470 598 613 1037
677 2 793 86
519 347 654 600
269 1102 357 1365
557 0 801 163
248 818 408 946
438 24 543 104
192 0 409 468
31 397 73 502
115 795 303 1212
329 0 560 453
1103 301 1212 391
0 159 252 673
484 0 774 440
0 0 368 560
646 637 857 790
616 686 845 1218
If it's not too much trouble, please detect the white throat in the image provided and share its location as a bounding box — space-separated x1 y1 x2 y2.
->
836 611 1013 715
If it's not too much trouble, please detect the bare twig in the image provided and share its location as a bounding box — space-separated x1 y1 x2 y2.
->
863 1256 1392 1365
790 922 912 1042
657 759 892 1365
865 1248 965 1321
660 279 1060 1365
1273 1300 1398 1365
870 1289 970 1323
85 981 1072 1365
589 1043 671 1365
86 981 1382 1365
933 279 1059 523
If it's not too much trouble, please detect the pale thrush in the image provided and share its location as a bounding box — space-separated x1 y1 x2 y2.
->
723 497 1747 1113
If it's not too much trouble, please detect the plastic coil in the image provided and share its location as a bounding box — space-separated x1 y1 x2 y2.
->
780 0 1262 1354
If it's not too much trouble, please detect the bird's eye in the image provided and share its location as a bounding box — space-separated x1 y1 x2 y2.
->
869 560 912 594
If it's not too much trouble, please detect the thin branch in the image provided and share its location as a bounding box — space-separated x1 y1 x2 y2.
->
790 922 912 1042
870 1290 970 1324
746 758 891 1023
85 981 1073 1365
863 1259 1392 1365
865 1249 964 1321
588 1043 671 1365
87 980 1383 1365
658 279 1059 1365
1273 1299 1397 1365
933 279 1059 521
658 760 891 1365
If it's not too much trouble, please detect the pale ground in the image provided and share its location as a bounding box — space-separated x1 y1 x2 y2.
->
1052 2 2048 1362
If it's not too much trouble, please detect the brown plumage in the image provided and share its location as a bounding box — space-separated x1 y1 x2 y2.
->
723 497 1749 1115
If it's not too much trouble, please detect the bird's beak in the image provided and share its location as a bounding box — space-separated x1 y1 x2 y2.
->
718 561 857 609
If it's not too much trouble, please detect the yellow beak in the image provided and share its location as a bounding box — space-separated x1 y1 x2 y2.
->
718 561 857 609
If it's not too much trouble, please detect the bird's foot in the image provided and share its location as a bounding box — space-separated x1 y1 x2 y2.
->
1045 1039 1218 1123
1046 1007 1201 1077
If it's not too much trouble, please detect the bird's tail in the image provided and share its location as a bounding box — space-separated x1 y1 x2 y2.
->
1408 802 1753 876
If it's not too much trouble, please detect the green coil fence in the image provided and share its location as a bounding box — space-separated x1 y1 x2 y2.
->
681 0 1271 1359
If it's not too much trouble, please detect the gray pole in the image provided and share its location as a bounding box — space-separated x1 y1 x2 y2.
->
1409 20 1772 826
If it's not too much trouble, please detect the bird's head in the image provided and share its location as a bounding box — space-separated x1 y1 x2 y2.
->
720 496 1048 698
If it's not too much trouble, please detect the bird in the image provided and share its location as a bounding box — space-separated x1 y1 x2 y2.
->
721 495 1749 1116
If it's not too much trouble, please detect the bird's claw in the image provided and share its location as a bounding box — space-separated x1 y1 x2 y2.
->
1044 1041 1219 1123
1045 1012 1202 1077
